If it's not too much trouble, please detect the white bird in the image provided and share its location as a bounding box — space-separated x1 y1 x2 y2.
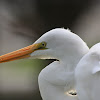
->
0 28 89 100
75 43 100 100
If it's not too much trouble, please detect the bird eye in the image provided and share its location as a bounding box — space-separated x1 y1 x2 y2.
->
41 42 46 47
36 42 47 50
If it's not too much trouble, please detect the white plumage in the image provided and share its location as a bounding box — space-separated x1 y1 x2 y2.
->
30 28 89 100
75 43 100 100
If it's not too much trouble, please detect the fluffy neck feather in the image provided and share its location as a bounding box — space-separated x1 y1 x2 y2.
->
38 61 78 100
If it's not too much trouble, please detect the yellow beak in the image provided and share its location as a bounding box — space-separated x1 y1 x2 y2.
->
0 43 41 63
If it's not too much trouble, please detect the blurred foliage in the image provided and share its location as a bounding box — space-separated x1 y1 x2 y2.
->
0 59 52 100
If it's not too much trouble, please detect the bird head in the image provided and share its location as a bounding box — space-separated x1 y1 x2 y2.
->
0 28 89 63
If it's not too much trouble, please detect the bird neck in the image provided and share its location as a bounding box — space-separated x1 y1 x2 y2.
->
38 61 78 100
59 54 82 71
39 79 78 100
58 41 89 71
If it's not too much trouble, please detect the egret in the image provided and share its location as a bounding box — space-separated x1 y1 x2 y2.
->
0 28 89 100
75 43 100 100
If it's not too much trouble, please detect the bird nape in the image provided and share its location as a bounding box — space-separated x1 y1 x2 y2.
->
0 28 89 100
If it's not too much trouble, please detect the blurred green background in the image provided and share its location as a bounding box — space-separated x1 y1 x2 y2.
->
0 59 50 100
0 0 100 100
